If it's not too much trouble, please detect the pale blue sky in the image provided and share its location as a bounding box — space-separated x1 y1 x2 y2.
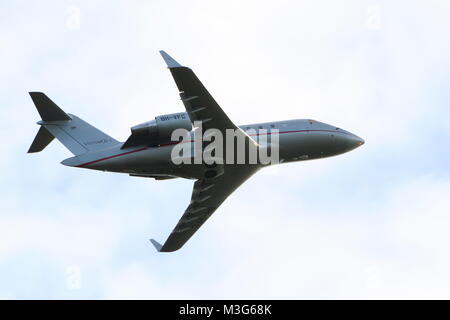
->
1 0 450 299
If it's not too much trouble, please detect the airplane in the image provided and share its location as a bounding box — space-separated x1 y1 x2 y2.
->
28 50 364 252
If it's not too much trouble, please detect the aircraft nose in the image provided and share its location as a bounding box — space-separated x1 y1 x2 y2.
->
347 134 365 149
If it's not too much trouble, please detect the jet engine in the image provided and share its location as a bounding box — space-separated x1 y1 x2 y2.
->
122 112 192 149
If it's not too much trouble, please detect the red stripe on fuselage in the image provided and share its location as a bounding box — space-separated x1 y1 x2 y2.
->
249 129 351 136
76 147 147 167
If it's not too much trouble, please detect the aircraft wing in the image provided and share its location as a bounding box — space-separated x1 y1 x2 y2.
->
160 50 239 133
150 165 258 252
151 51 260 252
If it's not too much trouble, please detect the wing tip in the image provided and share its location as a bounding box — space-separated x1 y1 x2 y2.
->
159 50 183 68
29 91 43 96
149 239 163 252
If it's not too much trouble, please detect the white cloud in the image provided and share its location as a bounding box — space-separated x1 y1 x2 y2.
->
1 0 450 299
97 175 450 299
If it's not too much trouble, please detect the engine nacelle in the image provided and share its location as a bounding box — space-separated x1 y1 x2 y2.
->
122 112 192 149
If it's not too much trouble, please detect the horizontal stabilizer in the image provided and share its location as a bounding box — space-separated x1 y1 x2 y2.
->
28 92 120 156
149 239 163 252
29 92 71 121
28 126 54 153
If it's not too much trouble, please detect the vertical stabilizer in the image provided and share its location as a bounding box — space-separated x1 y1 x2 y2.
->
29 92 71 121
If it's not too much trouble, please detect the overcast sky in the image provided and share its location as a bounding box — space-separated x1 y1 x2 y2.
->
1 0 450 299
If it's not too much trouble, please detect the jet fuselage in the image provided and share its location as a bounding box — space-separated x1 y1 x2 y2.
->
62 118 364 180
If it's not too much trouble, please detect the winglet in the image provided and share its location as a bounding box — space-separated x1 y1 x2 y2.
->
149 239 163 252
159 50 183 68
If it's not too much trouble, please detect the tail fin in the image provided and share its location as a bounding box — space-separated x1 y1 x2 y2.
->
29 92 72 121
28 92 119 156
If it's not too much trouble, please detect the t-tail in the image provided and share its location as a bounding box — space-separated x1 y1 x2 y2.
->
27 92 119 155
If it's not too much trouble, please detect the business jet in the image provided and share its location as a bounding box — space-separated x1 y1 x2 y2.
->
28 51 364 252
